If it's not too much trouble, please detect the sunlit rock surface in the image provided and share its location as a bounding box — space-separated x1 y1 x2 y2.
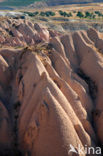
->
0 19 103 156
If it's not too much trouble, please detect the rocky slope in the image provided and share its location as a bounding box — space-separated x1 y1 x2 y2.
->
0 18 103 155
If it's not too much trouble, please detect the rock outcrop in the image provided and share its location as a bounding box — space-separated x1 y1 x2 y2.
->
0 19 103 156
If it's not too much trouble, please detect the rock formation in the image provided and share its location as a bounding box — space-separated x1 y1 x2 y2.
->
0 18 103 156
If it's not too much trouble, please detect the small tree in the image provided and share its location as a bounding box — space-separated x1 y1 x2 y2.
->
34 11 39 16
45 12 50 17
68 12 72 17
40 11 45 16
85 11 91 18
69 12 72 16
95 11 100 14
59 10 64 16
63 12 68 17
59 10 72 17
77 11 84 18
92 14 96 19
51 12 55 16
98 12 102 17
95 11 102 17
85 12 96 19
45 11 55 17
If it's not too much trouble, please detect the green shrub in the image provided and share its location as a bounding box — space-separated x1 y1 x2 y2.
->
85 12 96 19
40 11 55 17
59 10 72 17
40 11 45 16
77 11 84 18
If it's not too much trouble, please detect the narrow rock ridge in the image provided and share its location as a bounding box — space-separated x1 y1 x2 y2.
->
0 19 103 156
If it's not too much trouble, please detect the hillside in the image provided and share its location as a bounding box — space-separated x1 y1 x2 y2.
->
1 0 103 7
0 0 41 7
0 17 103 155
47 0 103 6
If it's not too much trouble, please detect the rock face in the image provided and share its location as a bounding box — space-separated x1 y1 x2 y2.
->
0 19 50 47
0 19 103 156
